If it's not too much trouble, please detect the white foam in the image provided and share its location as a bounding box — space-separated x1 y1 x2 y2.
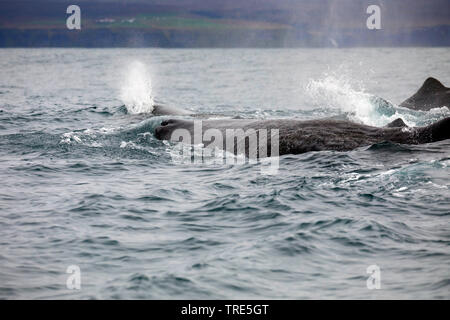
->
59 128 113 147
120 140 145 150
429 106 450 115
305 73 418 127
306 73 375 123
119 61 154 114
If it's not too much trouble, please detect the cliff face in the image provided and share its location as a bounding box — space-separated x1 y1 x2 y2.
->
0 0 449 47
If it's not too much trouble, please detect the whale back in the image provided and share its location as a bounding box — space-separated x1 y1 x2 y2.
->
152 104 191 116
400 77 450 111
154 117 450 156
155 118 397 156
417 117 450 143
385 118 407 128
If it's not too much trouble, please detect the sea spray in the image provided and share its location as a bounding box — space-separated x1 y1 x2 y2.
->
304 72 442 127
306 72 384 126
120 61 154 114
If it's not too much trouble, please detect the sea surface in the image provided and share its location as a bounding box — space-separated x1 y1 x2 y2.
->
0 48 449 299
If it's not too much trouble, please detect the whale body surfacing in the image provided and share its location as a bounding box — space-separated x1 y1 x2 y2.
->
400 77 450 111
152 104 191 116
152 77 450 157
155 117 450 157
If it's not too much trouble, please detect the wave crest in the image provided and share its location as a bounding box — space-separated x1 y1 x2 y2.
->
306 72 450 127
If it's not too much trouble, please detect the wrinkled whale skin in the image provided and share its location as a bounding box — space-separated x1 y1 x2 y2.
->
154 117 450 156
400 77 450 111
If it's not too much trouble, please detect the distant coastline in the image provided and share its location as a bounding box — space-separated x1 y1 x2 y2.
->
1 0 449 48
1 25 449 48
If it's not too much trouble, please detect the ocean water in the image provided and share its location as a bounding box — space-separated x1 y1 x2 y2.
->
0 48 449 299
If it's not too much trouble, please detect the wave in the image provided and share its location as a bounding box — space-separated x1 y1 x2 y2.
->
305 72 450 127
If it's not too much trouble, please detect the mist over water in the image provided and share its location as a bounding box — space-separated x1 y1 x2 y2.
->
0 48 449 299
119 61 155 114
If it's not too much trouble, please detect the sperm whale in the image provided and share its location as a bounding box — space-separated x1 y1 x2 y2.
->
154 117 450 156
152 78 450 156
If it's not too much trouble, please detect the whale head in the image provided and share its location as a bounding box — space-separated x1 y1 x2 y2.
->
417 117 450 143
